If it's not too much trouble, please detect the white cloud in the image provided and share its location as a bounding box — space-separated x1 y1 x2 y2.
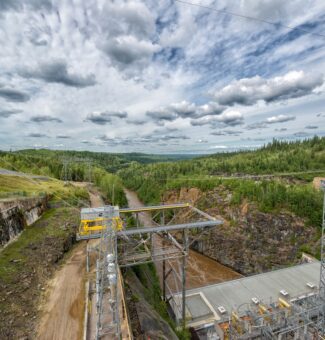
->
85 111 128 125
0 0 324 152
266 114 295 124
147 100 225 123
214 71 323 106
101 35 160 68
191 110 244 127
210 145 228 149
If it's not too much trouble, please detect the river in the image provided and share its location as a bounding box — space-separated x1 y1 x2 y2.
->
124 189 242 291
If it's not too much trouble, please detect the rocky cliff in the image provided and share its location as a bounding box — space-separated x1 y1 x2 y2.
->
0 196 48 247
164 187 319 275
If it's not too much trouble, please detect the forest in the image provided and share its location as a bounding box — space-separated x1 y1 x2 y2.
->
118 137 325 229
0 137 324 226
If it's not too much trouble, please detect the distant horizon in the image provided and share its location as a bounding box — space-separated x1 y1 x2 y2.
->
2 135 323 156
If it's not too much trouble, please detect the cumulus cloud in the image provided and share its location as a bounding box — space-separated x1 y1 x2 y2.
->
245 115 295 131
0 109 22 118
265 114 295 124
98 130 190 146
146 108 178 122
30 115 63 123
211 130 243 136
56 135 71 139
169 100 197 118
126 118 147 125
217 111 244 126
214 71 323 106
21 61 96 88
305 125 318 129
245 122 268 130
27 132 49 138
191 110 244 127
97 1 159 74
210 145 228 149
146 101 225 123
102 36 160 66
275 128 288 132
85 111 128 125
0 88 30 102
0 0 324 152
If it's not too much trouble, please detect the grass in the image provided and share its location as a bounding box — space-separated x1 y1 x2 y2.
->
0 173 87 282
0 174 89 204
0 207 79 283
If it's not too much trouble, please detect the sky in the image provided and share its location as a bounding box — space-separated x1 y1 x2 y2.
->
0 0 325 154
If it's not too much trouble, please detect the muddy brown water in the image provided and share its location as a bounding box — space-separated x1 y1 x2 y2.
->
124 189 242 291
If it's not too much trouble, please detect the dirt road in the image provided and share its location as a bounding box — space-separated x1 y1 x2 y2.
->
37 186 103 340
124 189 241 291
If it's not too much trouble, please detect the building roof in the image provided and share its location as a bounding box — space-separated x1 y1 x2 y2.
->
172 262 320 324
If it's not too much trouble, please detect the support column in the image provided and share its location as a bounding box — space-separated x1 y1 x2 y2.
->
163 259 166 301
136 213 139 228
161 211 166 301
182 228 188 330
319 186 325 334
86 241 89 273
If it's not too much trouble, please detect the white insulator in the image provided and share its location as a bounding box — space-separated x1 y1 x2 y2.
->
107 263 116 273
108 273 117 285
106 254 114 262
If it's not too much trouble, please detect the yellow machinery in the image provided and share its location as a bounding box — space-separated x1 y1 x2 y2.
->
278 297 291 309
79 216 123 236
78 206 123 237
231 311 244 335
78 203 191 239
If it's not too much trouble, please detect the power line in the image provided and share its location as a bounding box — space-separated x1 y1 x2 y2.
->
11 151 92 206
0 157 87 212
121 169 325 183
174 0 325 38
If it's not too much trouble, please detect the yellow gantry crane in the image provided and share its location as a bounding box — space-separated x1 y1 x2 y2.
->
78 203 191 238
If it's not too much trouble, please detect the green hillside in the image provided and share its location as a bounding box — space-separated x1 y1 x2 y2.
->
0 149 188 178
118 137 325 229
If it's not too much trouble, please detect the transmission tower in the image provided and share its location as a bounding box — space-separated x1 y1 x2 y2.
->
60 157 92 183
61 159 71 183
95 207 121 340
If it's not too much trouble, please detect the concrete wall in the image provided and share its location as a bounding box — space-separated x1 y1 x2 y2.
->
0 196 48 247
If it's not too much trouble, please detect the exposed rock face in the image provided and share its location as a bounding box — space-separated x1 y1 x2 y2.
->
0 207 25 247
164 187 318 275
179 187 200 204
0 196 48 247
124 269 179 340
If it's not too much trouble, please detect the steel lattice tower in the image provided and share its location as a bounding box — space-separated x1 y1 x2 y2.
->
319 180 325 335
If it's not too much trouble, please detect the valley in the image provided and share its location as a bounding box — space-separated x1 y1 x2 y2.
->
0 137 324 339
